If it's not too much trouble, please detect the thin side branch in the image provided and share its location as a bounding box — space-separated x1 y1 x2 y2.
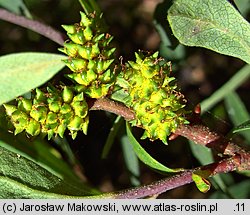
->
0 9 65 45
102 154 244 198
175 124 246 156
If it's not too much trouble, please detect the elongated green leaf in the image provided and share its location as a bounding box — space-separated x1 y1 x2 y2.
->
110 89 131 106
0 109 94 193
231 120 250 134
192 172 211 193
78 0 101 15
0 134 75 183
121 135 140 186
0 0 32 18
189 141 228 193
201 65 250 113
210 180 250 198
235 0 250 17
168 0 250 64
189 141 213 165
126 122 181 173
0 146 99 198
224 91 250 142
153 0 186 61
52 136 78 168
102 116 124 158
0 132 80 184
225 92 250 125
0 52 66 105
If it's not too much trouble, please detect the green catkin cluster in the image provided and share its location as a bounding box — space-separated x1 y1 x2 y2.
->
117 51 188 144
3 12 188 143
3 12 115 140
59 12 116 98
4 86 89 140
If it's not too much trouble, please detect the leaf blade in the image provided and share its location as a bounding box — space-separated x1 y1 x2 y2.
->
168 0 250 64
0 0 32 18
224 91 250 142
209 180 250 199
232 120 250 134
0 52 66 105
102 116 123 158
192 172 211 193
0 146 99 198
121 135 141 186
126 122 181 173
200 64 250 113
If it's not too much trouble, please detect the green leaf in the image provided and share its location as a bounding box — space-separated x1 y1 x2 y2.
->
235 0 250 17
52 136 78 168
0 132 78 183
153 0 185 61
102 116 124 158
110 89 131 106
0 146 99 198
0 110 95 192
121 135 140 186
192 172 211 193
102 117 141 186
78 0 101 15
231 120 250 134
201 65 250 113
189 141 213 165
126 122 181 173
225 92 250 125
0 0 32 18
0 52 66 105
224 91 250 142
210 180 250 198
236 170 250 177
189 141 229 193
168 0 250 64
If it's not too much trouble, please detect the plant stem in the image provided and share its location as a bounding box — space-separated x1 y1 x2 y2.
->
88 98 135 121
0 9 65 45
175 124 246 156
98 154 244 199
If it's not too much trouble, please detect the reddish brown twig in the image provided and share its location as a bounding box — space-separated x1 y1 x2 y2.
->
174 123 250 170
98 154 246 198
88 98 135 121
0 9 65 45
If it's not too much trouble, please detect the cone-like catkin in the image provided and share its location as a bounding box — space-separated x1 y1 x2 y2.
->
59 12 116 98
116 51 188 144
4 86 89 139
